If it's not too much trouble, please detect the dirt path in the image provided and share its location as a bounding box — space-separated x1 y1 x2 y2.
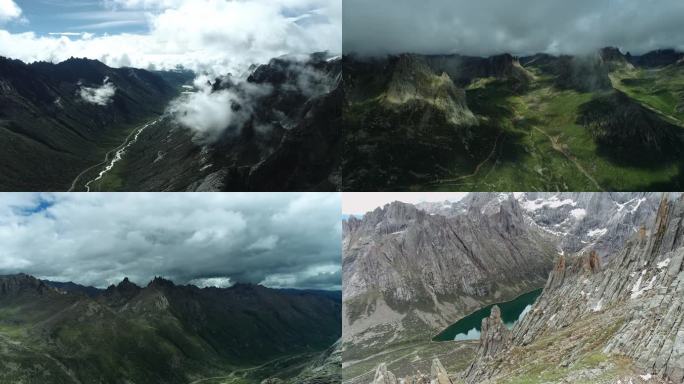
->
433 131 503 185
531 126 604 191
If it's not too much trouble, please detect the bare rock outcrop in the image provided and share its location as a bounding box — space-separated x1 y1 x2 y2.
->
431 358 454 384
464 305 512 382
372 363 398 384
468 194 684 383
369 359 454 384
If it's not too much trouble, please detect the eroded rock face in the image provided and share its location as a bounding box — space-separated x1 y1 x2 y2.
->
343 197 556 352
369 358 453 384
464 305 512 382
372 363 398 384
0 273 52 296
384 54 477 127
469 194 684 383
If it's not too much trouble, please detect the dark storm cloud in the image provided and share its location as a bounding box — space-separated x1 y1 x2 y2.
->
0 193 341 290
343 0 684 57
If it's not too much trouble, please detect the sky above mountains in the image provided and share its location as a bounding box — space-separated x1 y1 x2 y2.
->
0 193 341 290
344 0 684 57
0 0 341 74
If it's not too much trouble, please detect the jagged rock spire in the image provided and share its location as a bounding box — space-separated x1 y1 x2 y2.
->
430 358 454 384
464 305 511 382
372 363 398 384
370 359 454 384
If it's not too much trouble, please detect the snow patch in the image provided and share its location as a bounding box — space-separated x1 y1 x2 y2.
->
569 208 586 220
630 270 656 299
587 228 607 238
657 258 670 269
521 195 577 211
640 373 652 381
592 298 603 312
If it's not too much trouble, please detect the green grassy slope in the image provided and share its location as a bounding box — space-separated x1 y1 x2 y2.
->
343 53 684 191
0 275 341 384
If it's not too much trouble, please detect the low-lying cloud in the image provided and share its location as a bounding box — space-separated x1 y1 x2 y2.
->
0 193 342 290
168 75 273 143
79 76 117 106
343 0 684 57
169 58 336 144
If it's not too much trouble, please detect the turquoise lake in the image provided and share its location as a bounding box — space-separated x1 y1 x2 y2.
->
432 288 543 341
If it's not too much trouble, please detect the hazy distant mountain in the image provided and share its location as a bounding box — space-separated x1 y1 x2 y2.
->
0 274 341 383
343 48 684 191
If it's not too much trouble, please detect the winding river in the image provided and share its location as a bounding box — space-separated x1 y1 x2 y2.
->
68 119 159 192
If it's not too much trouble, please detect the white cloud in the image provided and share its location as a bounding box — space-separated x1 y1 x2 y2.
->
79 76 117 106
188 276 234 288
168 78 272 143
0 193 341 290
0 0 341 74
0 0 21 23
105 0 185 9
344 0 684 56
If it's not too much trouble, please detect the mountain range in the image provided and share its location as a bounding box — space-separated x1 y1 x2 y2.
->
0 56 192 191
0 53 341 192
0 274 341 383
342 48 684 191
342 192 678 383
368 193 683 383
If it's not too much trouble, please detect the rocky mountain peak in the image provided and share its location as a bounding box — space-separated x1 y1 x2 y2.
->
384 54 477 126
147 276 175 289
464 305 512 382
478 305 511 358
103 276 142 303
0 273 51 296
465 194 684 383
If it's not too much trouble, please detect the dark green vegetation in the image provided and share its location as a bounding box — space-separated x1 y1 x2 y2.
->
342 48 684 191
0 274 341 384
86 55 342 192
433 289 542 342
0 56 193 191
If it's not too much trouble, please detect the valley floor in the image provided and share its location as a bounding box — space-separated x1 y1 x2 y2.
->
430 67 684 191
343 339 476 384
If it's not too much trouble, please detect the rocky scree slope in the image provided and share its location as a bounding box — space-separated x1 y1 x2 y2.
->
343 197 556 358
465 194 684 383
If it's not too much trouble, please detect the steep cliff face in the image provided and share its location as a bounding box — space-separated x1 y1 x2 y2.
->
451 192 668 262
466 194 684 383
383 55 477 127
343 197 556 360
464 305 512 382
